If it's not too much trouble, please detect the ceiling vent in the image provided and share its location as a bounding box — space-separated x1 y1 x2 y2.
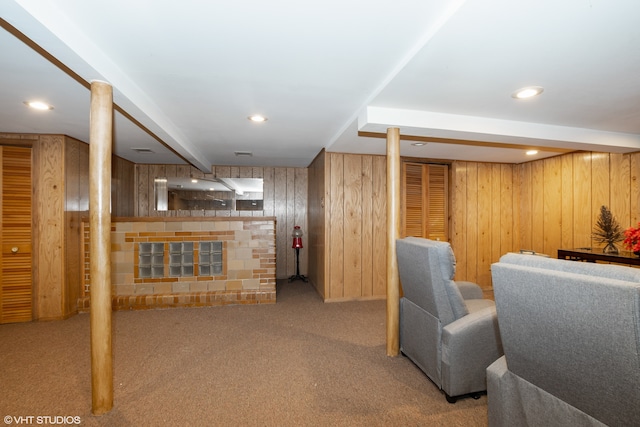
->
131 148 155 154
234 151 253 157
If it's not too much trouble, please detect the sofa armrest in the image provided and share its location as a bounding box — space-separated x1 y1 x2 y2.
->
455 281 483 300
441 306 503 396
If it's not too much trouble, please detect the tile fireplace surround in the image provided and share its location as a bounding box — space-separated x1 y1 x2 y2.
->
79 217 276 312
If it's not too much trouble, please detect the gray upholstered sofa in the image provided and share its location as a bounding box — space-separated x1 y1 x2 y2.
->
489 253 640 427
396 237 503 403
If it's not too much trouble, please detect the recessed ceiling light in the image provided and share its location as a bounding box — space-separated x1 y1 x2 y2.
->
24 100 53 110
411 142 427 146
526 150 539 156
248 115 267 123
512 86 544 99
191 179 198 183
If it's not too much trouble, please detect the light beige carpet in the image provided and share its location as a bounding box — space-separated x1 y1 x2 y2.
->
0 280 488 426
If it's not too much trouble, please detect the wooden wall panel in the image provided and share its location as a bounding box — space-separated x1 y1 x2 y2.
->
561 154 574 248
453 152 640 294
611 154 631 228
510 163 520 252
451 162 468 279
294 168 307 277
451 160 519 294
262 167 275 217
476 163 492 287
313 152 387 301
1 134 133 320
491 165 502 264
307 150 326 298
361 156 373 297
343 154 363 298
464 163 479 284
543 156 562 255
591 153 610 216
285 169 296 276
64 138 82 318
531 161 544 252
519 163 532 251
631 155 640 226
372 156 387 297
573 153 592 248
34 135 65 320
328 154 345 299
112 154 135 217
500 165 514 256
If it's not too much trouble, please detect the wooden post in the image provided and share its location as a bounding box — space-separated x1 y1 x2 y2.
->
386 127 401 356
89 80 113 415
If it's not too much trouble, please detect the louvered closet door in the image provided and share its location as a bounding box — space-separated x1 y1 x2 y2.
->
402 162 448 241
0 146 33 323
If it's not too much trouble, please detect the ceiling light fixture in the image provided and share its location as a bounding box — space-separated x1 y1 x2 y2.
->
24 100 53 110
526 150 539 156
411 142 427 146
512 86 544 99
248 115 267 123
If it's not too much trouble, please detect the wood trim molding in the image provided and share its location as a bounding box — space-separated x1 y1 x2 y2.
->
358 131 573 154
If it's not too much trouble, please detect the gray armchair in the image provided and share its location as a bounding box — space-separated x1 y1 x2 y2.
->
396 237 503 403
488 253 640 427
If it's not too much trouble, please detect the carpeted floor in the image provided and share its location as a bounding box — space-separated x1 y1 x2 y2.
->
0 280 488 426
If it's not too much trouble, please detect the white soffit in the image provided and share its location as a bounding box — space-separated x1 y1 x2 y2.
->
358 106 640 153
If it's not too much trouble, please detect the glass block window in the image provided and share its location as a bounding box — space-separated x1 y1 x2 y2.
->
138 242 165 278
169 242 194 277
199 241 223 276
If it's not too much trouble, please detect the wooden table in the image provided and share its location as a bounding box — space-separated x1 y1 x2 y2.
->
557 248 640 267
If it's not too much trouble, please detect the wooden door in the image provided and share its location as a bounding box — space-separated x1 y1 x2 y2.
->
402 162 448 241
0 146 33 323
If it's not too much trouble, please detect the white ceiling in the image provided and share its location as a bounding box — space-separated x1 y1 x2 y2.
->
1 0 639 170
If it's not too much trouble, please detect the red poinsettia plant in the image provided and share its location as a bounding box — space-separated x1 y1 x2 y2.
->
623 222 640 252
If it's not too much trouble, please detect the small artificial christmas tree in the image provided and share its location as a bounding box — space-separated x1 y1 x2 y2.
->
592 205 624 254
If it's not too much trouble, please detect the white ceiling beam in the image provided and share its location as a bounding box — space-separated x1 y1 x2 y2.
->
359 106 640 154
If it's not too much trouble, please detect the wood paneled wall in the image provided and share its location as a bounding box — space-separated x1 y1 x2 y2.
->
307 150 326 298
451 152 640 295
308 152 387 301
134 164 308 279
62 137 134 318
1 133 135 320
516 152 638 253
451 162 517 294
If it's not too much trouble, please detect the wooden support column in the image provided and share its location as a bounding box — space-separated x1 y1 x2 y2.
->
386 127 401 356
89 80 113 415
